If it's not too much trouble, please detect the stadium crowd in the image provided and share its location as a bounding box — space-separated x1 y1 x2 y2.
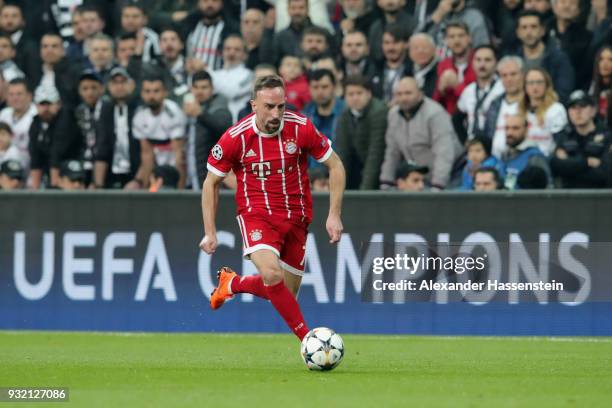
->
0 0 611 192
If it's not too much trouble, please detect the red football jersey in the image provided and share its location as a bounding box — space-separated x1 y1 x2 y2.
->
207 111 332 223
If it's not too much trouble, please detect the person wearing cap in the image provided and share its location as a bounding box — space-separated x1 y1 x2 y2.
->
93 66 140 189
550 90 611 188
28 85 82 189
75 69 104 186
0 159 24 190
58 159 86 190
396 162 428 192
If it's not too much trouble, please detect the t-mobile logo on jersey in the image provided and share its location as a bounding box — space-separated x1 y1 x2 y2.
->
251 162 272 180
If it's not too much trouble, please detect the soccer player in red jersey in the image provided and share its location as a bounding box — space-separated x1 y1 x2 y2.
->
199 75 346 341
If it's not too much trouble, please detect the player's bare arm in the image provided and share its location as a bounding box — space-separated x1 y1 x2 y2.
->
199 171 224 254
323 151 346 244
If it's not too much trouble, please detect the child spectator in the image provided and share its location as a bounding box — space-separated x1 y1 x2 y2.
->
279 55 311 111
461 136 504 190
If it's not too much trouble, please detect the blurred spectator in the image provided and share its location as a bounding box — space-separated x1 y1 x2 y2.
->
29 86 81 189
520 67 568 155
0 121 20 163
129 76 186 189
501 113 551 190
514 9 574 102
270 0 334 34
456 45 504 142
94 67 140 189
368 0 416 65
0 34 24 81
185 0 239 72
340 30 376 80
590 45 612 123
0 78 36 167
183 70 232 189
302 69 345 143
84 33 115 84
406 33 438 98
121 1 160 63
58 159 86 190
406 0 440 32
67 5 106 63
549 0 592 90
211 35 254 121
241 8 275 69
516 164 549 188
380 76 461 189
31 32 78 107
309 166 329 191
426 0 490 54
300 25 330 70
335 74 388 189
587 0 608 32
149 164 179 191
0 2 38 79
116 32 137 68
460 136 504 190
272 0 321 62
309 56 344 97
278 55 310 111
75 70 104 186
0 71 5 110
0 158 24 189
395 161 428 192
473 166 502 191
148 0 196 30
236 63 278 120
483 56 525 158
493 0 522 54
371 24 410 104
338 0 378 35
523 0 554 27
433 20 475 114
551 90 610 188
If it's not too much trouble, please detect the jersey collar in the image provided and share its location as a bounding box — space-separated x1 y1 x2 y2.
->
252 115 284 138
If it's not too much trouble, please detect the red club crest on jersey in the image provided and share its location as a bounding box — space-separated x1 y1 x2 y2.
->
250 229 263 242
284 140 297 155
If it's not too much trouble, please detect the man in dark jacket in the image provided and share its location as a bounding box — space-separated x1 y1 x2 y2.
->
334 74 388 190
551 90 610 188
29 86 82 189
272 0 326 63
182 70 232 189
93 67 141 189
368 0 416 65
0 3 38 80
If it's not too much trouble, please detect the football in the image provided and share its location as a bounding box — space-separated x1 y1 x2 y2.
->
300 327 344 371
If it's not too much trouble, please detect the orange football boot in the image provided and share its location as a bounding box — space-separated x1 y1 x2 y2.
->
210 267 238 310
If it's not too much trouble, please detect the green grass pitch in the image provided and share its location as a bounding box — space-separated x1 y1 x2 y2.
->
1 331 611 407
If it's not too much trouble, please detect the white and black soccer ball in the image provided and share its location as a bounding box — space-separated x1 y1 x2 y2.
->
300 327 344 371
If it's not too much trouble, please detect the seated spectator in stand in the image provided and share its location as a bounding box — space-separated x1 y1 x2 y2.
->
338 0 378 37
67 5 106 64
0 121 20 164
501 113 551 190
0 159 24 189
516 165 549 189
0 3 37 79
149 164 180 191
183 70 232 190
523 0 555 28
308 166 329 191
395 161 428 192
0 34 24 82
210 35 254 122
94 67 140 189
514 9 574 103
29 86 82 189
426 0 490 54
494 0 523 54
116 32 137 68
58 159 86 190
272 0 318 62
433 20 476 114
335 74 388 190
380 76 462 190
269 0 334 34
0 78 36 167
302 68 345 143
520 67 567 156
460 136 504 190
368 0 416 65
310 56 344 97
551 90 610 188
590 45 612 124
371 24 410 105
456 45 504 142
406 33 438 98
279 55 310 111
300 25 331 71
128 75 187 189
121 0 160 63
473 166 502 191
241 8 275 70
84 34 115 85
340 30 376 80
148 0 197 30
75 70 104 186
483 56 525 158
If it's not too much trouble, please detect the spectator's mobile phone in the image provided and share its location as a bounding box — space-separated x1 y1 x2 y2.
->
184 93 196 104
